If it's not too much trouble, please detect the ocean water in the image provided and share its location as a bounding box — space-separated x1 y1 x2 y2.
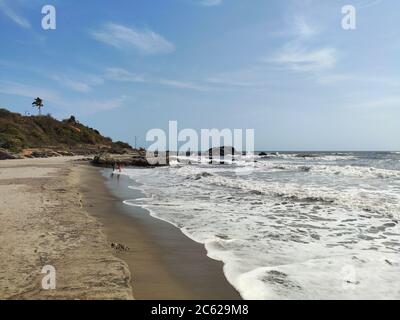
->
120 152 400 299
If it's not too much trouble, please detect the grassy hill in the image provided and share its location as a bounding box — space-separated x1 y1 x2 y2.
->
0 108 132 155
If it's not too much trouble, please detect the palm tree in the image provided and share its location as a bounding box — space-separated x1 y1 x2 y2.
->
32 97 44 115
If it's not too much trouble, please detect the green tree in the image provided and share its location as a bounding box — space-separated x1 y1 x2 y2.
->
32 97 44 115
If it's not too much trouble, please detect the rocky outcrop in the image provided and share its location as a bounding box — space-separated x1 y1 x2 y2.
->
0 148 19 160
0 108 133 155
19 149 74 158
56 150 75 156
30 150 61 158
92 151 168 167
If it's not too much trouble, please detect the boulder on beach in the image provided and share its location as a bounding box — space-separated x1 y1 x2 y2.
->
0 148 18 160
30 150 61 158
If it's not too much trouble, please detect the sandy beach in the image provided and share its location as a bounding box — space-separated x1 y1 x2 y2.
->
0 157 240 300
0 157 133 299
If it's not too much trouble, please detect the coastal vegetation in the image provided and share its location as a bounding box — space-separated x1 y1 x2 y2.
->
32 97 44 115
0 107 132 156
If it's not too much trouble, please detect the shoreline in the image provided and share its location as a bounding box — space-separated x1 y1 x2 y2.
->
78 164 241 300
0 156 240 299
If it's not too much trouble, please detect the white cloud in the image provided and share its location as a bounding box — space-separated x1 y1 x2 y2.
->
105 68 147 83
67 96 126 114
91 23 175 54
51 76 92 93
157 79 208 91
357 0 384 9
0 80 125 115
197 0 223 6
270 45 337 72
207 77 255 87
293 16 317 38
317 74 355 85
318 74 400 87
268 16 336 73
105 67 209 91
0 80 59 101
206 65 274 88
51 74 104 93
0 0 31 28
347 96 400 109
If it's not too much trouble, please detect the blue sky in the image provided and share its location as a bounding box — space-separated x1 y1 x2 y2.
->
0 0 399 150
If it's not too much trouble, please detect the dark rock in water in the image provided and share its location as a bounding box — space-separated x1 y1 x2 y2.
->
259 152 279 158
208 146 237 157
207 146 240 164
296 153 318 158
92 151 168 167
0 148 19 160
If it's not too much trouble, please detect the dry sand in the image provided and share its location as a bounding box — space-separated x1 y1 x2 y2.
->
0 157 133 299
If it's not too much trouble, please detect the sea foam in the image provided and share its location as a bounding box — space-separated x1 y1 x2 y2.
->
121 152 400 299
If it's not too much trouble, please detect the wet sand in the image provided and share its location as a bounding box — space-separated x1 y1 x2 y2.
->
78 164 241 300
